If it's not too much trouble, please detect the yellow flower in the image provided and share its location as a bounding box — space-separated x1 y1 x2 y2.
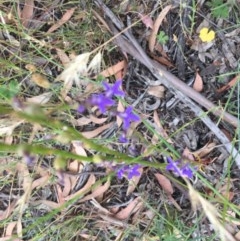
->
199 28 215 42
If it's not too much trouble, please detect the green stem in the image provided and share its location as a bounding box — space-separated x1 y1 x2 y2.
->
16 111 130 158
0 142 165 169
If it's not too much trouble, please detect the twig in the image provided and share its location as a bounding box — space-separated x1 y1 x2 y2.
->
94 0 240 168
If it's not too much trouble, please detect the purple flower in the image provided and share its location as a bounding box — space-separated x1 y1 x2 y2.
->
117 164 141 179
166 157 193 179
127 164 141 179
77 104 86 113
118 106 140 130
181 164 194 179
103 80 125 98
119 132 128 143
117 165 129 179
90 93 115 113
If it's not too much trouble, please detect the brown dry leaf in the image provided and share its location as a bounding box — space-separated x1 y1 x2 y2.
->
191 38 214 62
150 54 174 68
4 135 13 145
68 160 82 191
61 77 73 100
55 48 70 66
72 140 87 156
73 116 92 126
182 147 195 162
34 165 49 177
70 141 87 187
155 173 173 196
99 60 127 78
193 72 203 92
192 142 216 158
132 204 144 225
62 175 72 197
47 8 76 33
152 110 172 144
117 101 125 127
16 162 32 238
90 115 108 124
155 173 182 211
82 122 113 139
147 85 165 98
79 234 97 241
115 68 124 80
139 13 153 29
126 117 141 138
168 195 182 211
115 197 143 220
56 184 65 205
79 180 111 203
65 174 96 201
31 73 50 89
90 198 111 214
5 221 17 237
155 43 169 57
217 75 240 93
0 201 17 221
21 0 34 28
16 162 32 199
149 5 172 52
0 118 24 136
26 92 52 104
221 128 233 141
32 200 61 209
126 167 143 195
236 231 240 241
68 160 80 173
98 214 128 228
25 64 37 72
31 175 50 190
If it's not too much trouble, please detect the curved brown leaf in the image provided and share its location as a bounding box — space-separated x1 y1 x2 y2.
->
193 72 203 92
155 173 173 195
47 8 76 33
79 180 110 203
65 174 96 201
115 197 143 220
149 5 172 52
82 122 113 138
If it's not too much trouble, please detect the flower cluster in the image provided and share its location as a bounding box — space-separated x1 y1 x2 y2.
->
78 80 140 142
166 157 194 179
77 80 141 180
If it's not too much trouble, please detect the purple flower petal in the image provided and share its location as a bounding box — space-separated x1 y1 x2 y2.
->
116 164 142 180
90 93 115 113
119 132 128 143
166 157 182 176
103 80 125 98
181 164 193 179
166 157 194 179
117 165 129 179
77 104 86 113
127 164 141 179
118 106 140 130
